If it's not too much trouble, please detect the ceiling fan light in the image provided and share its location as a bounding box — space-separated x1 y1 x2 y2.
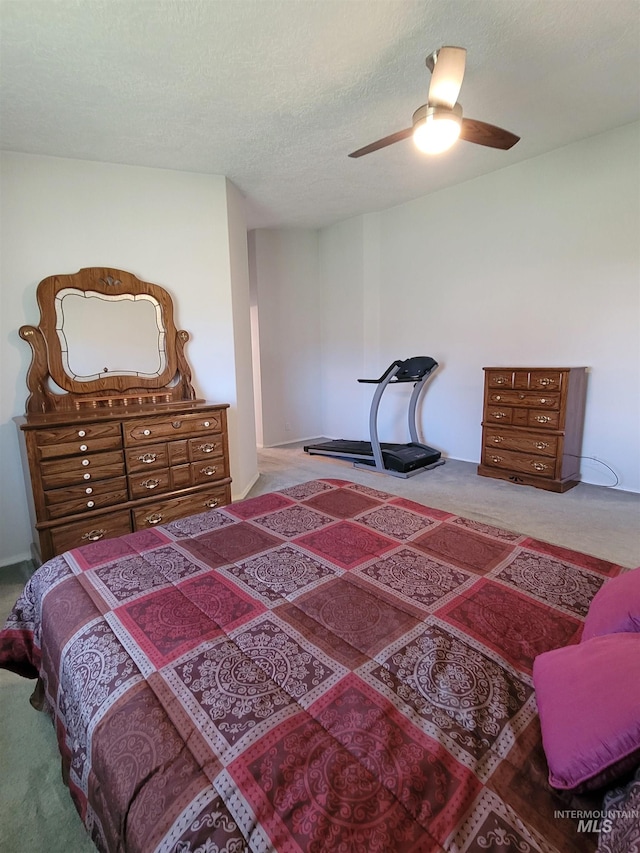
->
413 105 462 154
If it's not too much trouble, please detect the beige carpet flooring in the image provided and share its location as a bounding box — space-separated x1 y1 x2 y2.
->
0 447 638 852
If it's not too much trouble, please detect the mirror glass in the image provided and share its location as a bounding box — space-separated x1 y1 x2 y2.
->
55 289 167 381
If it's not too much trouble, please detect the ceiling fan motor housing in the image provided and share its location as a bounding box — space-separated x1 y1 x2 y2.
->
412 102 463 130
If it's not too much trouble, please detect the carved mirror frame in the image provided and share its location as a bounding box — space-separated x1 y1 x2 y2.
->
21 268 196 413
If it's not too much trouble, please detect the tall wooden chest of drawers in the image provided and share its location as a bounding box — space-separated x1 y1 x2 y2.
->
16 401 232 564
478 367 587 492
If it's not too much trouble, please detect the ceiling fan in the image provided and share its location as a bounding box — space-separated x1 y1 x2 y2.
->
349 46 520 158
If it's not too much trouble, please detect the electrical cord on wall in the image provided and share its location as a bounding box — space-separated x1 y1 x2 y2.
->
567 455 620 488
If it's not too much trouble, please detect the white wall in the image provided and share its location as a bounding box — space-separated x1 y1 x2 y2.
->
249 229 322 446
225 178 258 496
0 152 257 565
317 123 640 492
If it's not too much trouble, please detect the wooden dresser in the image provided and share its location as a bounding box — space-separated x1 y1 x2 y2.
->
478 367 587 492
16 267 233 564
17 402 231 563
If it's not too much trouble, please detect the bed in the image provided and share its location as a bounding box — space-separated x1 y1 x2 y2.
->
1 478 636 852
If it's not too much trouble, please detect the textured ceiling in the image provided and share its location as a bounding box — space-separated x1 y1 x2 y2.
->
1 0 639 229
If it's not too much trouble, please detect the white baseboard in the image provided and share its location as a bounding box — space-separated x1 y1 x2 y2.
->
0 552 33 569
231 471 260 501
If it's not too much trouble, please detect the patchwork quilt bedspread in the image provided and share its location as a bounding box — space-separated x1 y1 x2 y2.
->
0 479 626 852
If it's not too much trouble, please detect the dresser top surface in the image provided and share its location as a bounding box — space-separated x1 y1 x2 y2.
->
16 399 229 430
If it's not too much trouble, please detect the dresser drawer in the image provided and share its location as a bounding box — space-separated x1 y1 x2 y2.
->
35 422 121 447
485 407 514 424
128 468 173 499
486 391 560 409
49 510 133 555
38 434 123 460
191 459 227 484
527 410 561 429
188 435 225 462
482 447 557 479
125 443 170 472
486 370 514 389
46 485 130 520
42 462 125 491
45 476 128 506
528 370 563 390
123 412 223 445
484 428 558 457
132 484 229 530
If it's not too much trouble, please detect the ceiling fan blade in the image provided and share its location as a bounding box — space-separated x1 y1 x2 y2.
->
348 127 413 158
460 118 520 150
427 46 466 109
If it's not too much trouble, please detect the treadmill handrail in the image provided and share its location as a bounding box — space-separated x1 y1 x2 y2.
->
357 361 403 384
358 356 438 384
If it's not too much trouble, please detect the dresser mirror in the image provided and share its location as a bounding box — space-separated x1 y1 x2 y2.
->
20 267 196 413
55 289 167 381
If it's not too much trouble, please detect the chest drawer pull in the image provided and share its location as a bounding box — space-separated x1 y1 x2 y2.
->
492 436 504 443
200 465 217 476
535 415 551 423
203 420 211 427
83 473 91 480
491 411 507 419
534 441 549 450
491 455 503 463
197 443 217 453
78 430 86 437
138 452 158 464
87 500 95 508
82 459 90 467
81 528 106 542
494 377 508 385
538 378 555 386
79 444 88 451
85 487 93 494
172 421 182 429
204 498 219 508
143 429 151 436
145 512 163 525
141 478 160 489
532 461 549 471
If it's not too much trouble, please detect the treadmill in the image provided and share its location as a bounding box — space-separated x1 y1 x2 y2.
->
304 356 444 478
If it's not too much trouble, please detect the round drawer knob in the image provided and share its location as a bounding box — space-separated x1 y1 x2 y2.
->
79 444 88 451
83 473 91 480
81 459 90 467
203 421 210 427
87 500 95 508
85 487 93 494
143 429 151 436
78 430 86 437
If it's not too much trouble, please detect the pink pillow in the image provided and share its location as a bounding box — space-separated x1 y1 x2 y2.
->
582 568 640 641
533 633 640 792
